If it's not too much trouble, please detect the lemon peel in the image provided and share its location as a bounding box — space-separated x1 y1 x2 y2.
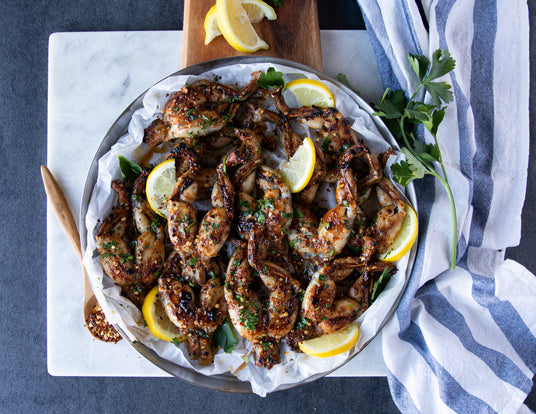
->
299 323 359 358
277 137 316 193
142 286 185 343
285 79 336 108
204 6 222 45
205 0 276 45
215 0 269 53
379 202 418 262
146 159 176 218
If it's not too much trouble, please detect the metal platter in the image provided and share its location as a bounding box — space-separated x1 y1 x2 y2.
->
80 56 417 394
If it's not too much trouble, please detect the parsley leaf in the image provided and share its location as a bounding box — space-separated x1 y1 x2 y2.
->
427 49 456 82
214 320 238 353
118 155 142 184
423 107 446 137
414 141 441 163
408 54 430 82
424 81 454 106
336 73 360 95
371 266 394 302
373 89 406 120
257 67 285 88
391 159 421 187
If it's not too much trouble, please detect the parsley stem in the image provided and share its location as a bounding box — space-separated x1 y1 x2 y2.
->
398 110 457 270
428 170 458 270
432 133 450 186
408 83 424 106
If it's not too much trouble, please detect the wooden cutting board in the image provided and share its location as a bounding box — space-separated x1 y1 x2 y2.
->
181 0 322 71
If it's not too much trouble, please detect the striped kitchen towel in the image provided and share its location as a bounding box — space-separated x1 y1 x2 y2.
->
355 0 536 413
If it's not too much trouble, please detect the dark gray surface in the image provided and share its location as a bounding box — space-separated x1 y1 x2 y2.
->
0 0 533 412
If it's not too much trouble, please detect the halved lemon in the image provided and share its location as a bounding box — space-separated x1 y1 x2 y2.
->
299 323 359 358
142 286 186 343
379 203 418 262
215 0 269 53
146 159 176 218
277 137 316 193
204 6 222 45
285 79 336 108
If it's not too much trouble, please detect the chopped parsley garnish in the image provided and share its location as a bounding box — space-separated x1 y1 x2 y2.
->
294 317 310 331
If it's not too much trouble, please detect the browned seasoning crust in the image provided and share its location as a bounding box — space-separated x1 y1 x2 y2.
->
95 72 408 369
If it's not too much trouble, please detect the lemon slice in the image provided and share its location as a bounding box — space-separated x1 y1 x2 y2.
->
285 79 336 108
379 203 418 262
146 159 176 218
241 0 277 23
299 323 359 358
204 6 222 45
277 137 316 193
142 286 186 343
216 0 269 53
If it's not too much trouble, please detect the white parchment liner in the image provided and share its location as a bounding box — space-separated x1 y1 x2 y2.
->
83 63 409 396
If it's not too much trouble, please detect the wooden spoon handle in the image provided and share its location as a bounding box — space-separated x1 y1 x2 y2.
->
40 165 83 263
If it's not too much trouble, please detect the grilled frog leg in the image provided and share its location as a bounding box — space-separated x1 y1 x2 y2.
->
196 163 235 262
246 228 300 368
131 170 165 285
96 180 135 286
158 252 227 365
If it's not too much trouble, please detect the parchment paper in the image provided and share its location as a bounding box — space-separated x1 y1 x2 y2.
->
83 63 410 396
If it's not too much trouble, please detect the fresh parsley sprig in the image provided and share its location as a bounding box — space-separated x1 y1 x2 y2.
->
373 49 458 270
257 67 285 89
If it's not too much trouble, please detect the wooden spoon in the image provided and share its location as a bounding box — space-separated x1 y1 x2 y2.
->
41 165 120 342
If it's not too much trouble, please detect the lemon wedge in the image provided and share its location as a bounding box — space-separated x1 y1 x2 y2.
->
379 203 418 262
205 0 276 45
299 323 359 358
285 79 336 108
241 0 277 23
142 286 186 343
277 137 316 193
204 6 222 45
146 159 176 218
215 0 269 53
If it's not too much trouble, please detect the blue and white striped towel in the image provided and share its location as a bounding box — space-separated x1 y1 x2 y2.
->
355 1 536 412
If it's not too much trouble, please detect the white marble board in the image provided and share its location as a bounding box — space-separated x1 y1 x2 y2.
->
46 30 386 378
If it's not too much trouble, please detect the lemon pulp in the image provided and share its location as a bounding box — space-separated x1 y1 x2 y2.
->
277 137 316 193
299 323 359 358
241 0 277 22
215 0 269 52
285 79 336 108
205 0 276 45
204 6 222 45
142 286 185 343
379 203 418 262
145 159 177 218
